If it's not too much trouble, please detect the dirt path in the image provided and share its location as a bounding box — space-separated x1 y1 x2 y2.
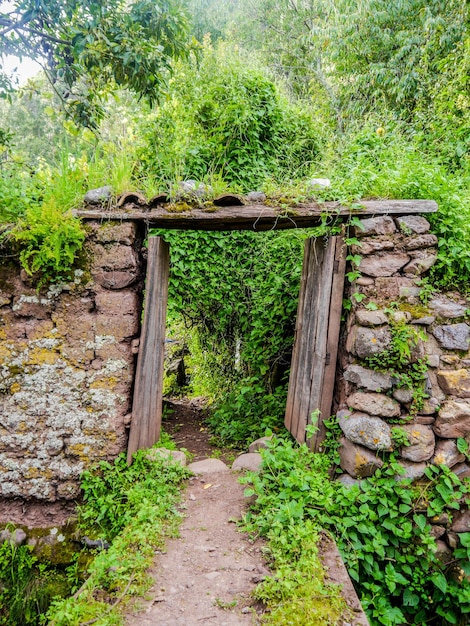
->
125 398 369 626
126 467 267 625
125 399 266 625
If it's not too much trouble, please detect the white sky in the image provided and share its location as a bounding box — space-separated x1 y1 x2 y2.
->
1 0 43 85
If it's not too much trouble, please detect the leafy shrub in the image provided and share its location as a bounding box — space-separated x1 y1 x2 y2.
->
47 447 191 625
138 39 320 190
319 121 470 292
242 436 470 626
154 228 307 444
0 539 71 626
12 200 86 285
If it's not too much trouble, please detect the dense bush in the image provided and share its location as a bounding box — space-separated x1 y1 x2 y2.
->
155 227 310 443
137 40 321 190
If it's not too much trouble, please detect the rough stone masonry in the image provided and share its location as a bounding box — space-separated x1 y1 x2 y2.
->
0 221 143 525
337 214 470 545
0 212 469 535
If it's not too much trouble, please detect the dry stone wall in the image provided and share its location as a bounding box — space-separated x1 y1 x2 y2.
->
337 214 470 535
0 221 143 525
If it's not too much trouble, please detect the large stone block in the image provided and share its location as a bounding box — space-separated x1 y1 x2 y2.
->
338 438 384 478
403 251 437 276
337 410 392 450
355 216 396 236
433 323 470 350
437 369 470 398
355 309 388 327
429 296 468 319
402 234 438 250
12 293 53 319
400 424 435 462
395 460 427 482
432 440 465 468
433 399 470 438
351 326 392 359
91 243 140 289
95 290 141 317
359 253 410 277
93 221 138 245
374 277 421 301
450 510 470 533
351 237 394 255
347 391 401 418
343 364 393 391
396 215 431 234
95 312 139 339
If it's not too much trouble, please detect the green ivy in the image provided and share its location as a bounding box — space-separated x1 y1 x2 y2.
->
153 228 308 445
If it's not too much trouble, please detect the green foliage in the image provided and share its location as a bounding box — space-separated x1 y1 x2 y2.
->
361 317 429 415
242 436 470 626
318 121 470 291
253 520 347 625
138 40 320 190
154 228 307 445
0 162 38 223
0 539 71 626
79 448 191 541
47 447 191 625
1 0 192 127
12 200 86 285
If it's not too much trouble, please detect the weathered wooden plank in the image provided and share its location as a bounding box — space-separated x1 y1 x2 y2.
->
286 238 331 443
313 235 347 452
295 240 325 443
285 236 346 448
304 238 336 447
75 199 437 231
127 237 169 464
285 239 314 441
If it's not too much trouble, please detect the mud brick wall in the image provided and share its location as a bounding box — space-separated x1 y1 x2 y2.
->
0 221 143 525
337 214 470 540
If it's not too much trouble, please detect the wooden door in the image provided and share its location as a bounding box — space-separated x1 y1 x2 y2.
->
127 236 170 463
285 235 346 451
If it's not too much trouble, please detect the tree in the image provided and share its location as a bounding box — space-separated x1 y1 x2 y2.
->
0 0 192 127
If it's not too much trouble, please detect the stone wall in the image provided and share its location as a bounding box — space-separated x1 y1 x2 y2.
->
0 221 143 525
1 211 469 531
337 214 470 537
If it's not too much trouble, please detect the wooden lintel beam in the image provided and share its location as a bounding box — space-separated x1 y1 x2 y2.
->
75 199 437 231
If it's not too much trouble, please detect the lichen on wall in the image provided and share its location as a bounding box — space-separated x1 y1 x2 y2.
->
0 221 143 525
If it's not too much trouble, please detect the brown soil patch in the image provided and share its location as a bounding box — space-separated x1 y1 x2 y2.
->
162 397 241 463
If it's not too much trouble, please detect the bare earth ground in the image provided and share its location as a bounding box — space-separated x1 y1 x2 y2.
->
125 398 369 626
126 398 266 625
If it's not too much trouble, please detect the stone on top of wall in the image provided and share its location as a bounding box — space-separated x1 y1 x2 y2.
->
396 215 431 234
355 216 396 236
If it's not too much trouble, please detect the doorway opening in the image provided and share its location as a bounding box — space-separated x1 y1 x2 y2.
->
127 232 346 463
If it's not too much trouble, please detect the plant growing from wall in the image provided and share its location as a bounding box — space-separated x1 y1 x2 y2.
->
362 318 429 415
12 200 86 286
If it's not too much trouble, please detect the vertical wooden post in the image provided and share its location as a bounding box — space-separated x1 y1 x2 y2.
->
127 237 169 464
284 235 346 450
